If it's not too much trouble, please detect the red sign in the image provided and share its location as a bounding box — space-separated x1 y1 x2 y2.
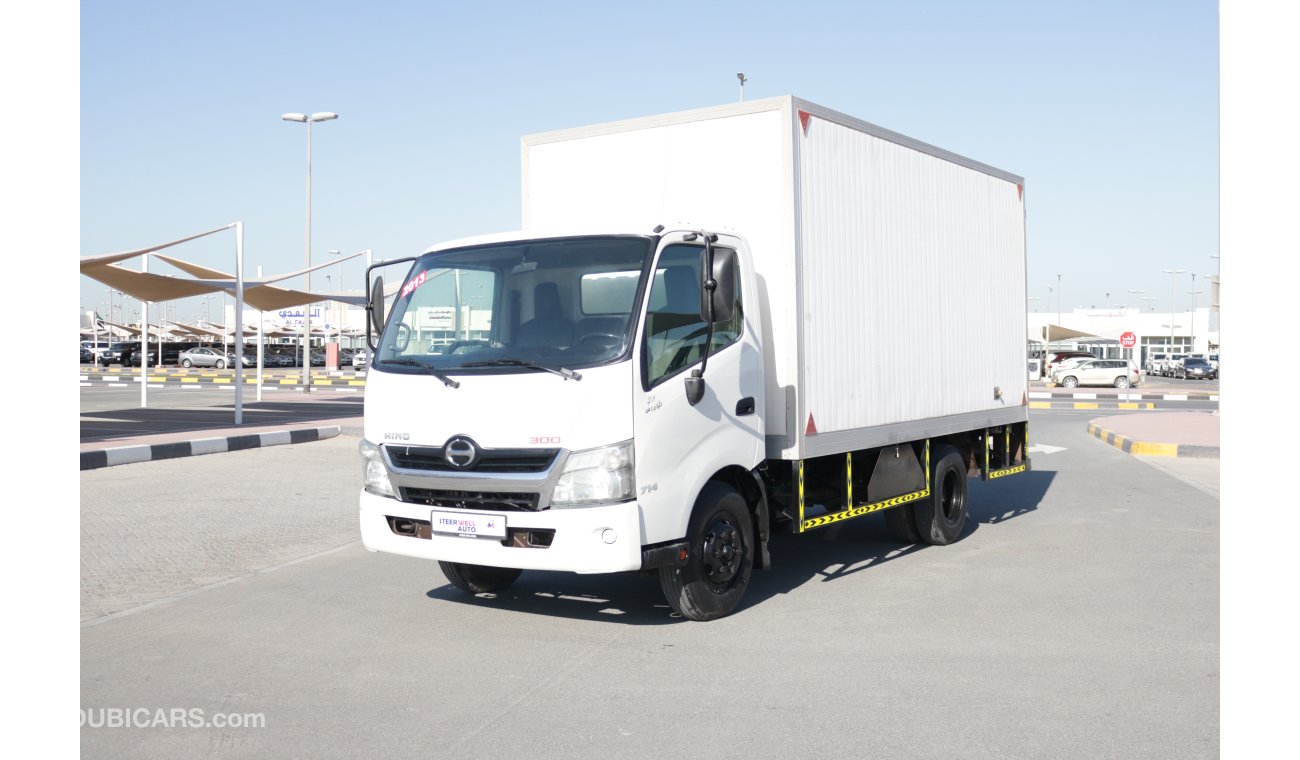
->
1120 332 1137 348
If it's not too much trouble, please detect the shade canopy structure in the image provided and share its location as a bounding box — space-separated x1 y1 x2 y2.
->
1029 324 1099 343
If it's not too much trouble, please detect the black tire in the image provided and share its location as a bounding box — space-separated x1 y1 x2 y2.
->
883 500 924 544
1062 376 1079 388
438 561 522 594
181 359 192 368
216 359 226 369
659 482 754 621
913 446 969 546
1114 376 1130 389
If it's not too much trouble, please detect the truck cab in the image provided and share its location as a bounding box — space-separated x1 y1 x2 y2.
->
359 229 767 619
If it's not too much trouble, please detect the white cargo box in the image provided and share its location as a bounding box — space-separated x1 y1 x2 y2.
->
522 96 1028 460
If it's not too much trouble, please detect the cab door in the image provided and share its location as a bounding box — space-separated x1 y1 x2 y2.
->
632 233 765 545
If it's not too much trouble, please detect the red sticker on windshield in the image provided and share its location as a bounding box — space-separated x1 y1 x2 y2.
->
401 271 428 298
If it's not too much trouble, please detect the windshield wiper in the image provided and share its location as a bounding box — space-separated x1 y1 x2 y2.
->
377 359 460 388
459 358 582 381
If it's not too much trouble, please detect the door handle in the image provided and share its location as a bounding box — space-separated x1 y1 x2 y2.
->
735 397 755 416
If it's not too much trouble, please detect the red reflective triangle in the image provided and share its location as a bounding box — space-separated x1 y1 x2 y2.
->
798 110 811 135
1017 183 1024 201
805 413 818 435
1022 391 1028 406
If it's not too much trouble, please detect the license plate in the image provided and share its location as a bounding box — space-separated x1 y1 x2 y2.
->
430 509 507 539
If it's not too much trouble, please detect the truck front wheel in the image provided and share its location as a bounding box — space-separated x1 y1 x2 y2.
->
659 482 754 621
914 446 968 545
438 561 522 594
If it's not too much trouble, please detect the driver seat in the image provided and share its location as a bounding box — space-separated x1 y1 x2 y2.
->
515 282 574 349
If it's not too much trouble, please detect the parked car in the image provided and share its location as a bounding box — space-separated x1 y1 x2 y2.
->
1144 353 1167 375
96 342 132 366
1207 353 1219 371
1044 351 1096 378
123 349 158 367
177 347 253 369
1159 353 1187 377
352 349 369 369
1051 358 1140 389
268 351 295 368
1175 356 1217 380
81 340 113 359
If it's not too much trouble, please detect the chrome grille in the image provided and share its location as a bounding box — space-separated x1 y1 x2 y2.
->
387 445 558 473
400 487 541 512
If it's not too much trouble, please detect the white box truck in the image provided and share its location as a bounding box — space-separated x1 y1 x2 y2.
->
358 96 1031 620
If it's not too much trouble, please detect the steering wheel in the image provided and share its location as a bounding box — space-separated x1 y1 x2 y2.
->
577 333 623 351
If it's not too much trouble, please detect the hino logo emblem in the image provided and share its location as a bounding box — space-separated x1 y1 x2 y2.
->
443 435 480 469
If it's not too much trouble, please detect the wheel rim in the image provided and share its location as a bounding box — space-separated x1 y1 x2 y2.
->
1117 377 1129 388
940 469 964 523
1064 377 1077 387
700 514 745 590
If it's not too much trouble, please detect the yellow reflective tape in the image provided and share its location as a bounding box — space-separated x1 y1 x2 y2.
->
797 460 807 532
987 464 1027 479
846 451 853 508
800 488 931 532
180 377 199 383
1029 401 1051 409
1072 402 1099 409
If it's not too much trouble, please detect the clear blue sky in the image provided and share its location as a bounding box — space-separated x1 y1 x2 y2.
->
79 0 1219 323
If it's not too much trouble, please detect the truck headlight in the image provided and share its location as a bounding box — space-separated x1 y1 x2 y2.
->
359 439 395 497
551 441 635 507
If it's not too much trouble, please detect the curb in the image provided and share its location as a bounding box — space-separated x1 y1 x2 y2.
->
80 374 367 389
80 426 342 471
1085 422 1219 459
1031 401 1158 410
1030 391 1218 402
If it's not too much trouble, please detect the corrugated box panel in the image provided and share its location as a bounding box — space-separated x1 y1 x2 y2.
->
795 111 1027 451
523 103 801 443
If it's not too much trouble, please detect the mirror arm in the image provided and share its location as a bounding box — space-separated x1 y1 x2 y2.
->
686 233 719 406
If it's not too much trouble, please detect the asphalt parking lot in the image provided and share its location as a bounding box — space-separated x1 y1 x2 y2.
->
80 408 1219 759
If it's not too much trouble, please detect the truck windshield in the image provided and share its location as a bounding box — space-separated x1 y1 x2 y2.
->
376 235 655 374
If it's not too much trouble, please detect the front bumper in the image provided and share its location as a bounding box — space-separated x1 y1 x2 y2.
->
360 490 645 574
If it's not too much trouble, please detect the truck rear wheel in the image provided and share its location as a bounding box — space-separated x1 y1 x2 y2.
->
438 561 522 594
914 446 968 545
883 502 923 544
658 482 753 621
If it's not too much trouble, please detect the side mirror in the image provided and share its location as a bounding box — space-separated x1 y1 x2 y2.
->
369 276 386 336
366 276 386 353
699 247 736 324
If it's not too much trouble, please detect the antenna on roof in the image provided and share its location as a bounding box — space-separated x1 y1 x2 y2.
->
737 72 747 102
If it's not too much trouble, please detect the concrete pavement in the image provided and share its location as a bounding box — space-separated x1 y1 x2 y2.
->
80 388 364 470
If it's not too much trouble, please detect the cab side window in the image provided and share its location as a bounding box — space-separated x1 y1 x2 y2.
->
643 244 742 388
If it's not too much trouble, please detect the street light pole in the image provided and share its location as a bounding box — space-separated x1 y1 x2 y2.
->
1188 288 1203 353
1162 268 1185 354
282 110 338 392
1056 273 1062 329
